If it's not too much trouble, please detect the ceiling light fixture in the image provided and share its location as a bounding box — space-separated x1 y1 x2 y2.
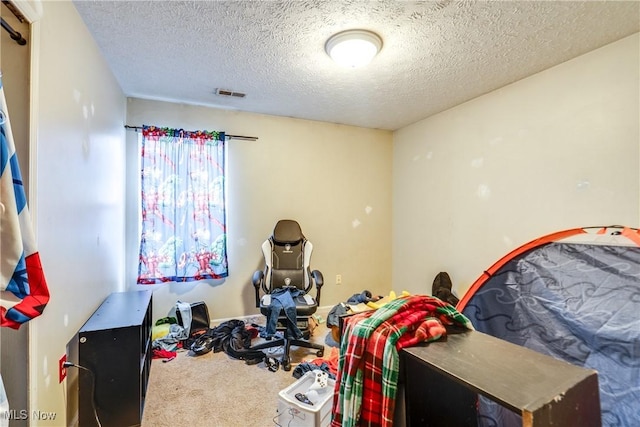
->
325 29 382 68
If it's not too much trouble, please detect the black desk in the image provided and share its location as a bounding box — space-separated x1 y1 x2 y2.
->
401 330 601 427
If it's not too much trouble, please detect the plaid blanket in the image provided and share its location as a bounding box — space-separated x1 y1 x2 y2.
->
331 295 473 427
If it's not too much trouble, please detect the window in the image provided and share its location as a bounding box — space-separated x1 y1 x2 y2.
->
137 126 228 284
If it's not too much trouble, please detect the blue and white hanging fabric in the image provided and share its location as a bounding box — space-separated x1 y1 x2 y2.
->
0 73 50 329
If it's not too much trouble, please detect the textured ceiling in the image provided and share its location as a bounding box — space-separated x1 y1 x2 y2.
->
73 1 639 131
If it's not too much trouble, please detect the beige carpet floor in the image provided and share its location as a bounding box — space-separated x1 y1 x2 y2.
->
141 311 338 427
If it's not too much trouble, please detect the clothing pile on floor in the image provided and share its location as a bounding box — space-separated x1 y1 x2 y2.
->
151 316 266 364
189 319 266 363
330 294 473 427
326 290 385 343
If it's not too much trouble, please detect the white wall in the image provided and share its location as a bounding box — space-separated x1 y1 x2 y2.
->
392 33 640 299
30 1 126 425
127 99 393 321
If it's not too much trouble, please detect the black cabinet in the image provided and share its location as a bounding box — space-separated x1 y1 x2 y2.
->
401 330 601 427
78 290 152 427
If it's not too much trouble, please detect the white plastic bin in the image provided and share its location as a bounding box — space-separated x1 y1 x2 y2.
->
276 370 335 427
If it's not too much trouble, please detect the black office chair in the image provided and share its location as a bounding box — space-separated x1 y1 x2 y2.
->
251 219 325 371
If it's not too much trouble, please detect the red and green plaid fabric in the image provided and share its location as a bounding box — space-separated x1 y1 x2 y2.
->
331 295 473 427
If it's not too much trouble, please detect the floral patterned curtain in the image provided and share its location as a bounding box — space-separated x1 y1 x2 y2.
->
137 125 228 284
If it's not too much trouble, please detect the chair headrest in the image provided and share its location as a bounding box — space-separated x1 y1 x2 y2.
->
272 220 304 244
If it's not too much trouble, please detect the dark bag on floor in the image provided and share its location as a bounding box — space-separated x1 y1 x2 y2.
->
176 301 210 335
432 272 459 306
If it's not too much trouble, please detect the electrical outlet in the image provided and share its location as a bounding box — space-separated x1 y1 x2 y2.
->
59 354 67 383
336 274 342 285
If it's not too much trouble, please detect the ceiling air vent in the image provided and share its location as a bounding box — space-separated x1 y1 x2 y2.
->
215 88 246 98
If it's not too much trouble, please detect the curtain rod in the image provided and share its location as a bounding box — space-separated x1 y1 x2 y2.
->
2 0 27 22
124 125 258 141
1 18 27 45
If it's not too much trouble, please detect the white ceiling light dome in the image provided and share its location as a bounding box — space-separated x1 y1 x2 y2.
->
325 29 383 68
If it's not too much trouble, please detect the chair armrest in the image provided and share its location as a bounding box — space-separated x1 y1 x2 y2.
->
312 270 323 287
312 270 323 305
252 270 264 308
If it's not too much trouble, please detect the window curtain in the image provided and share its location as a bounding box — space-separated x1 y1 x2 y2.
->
137 125 228 284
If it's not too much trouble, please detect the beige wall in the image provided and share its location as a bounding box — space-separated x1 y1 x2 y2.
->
392 33 640 299
29 1 126 425
127 99 394 320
